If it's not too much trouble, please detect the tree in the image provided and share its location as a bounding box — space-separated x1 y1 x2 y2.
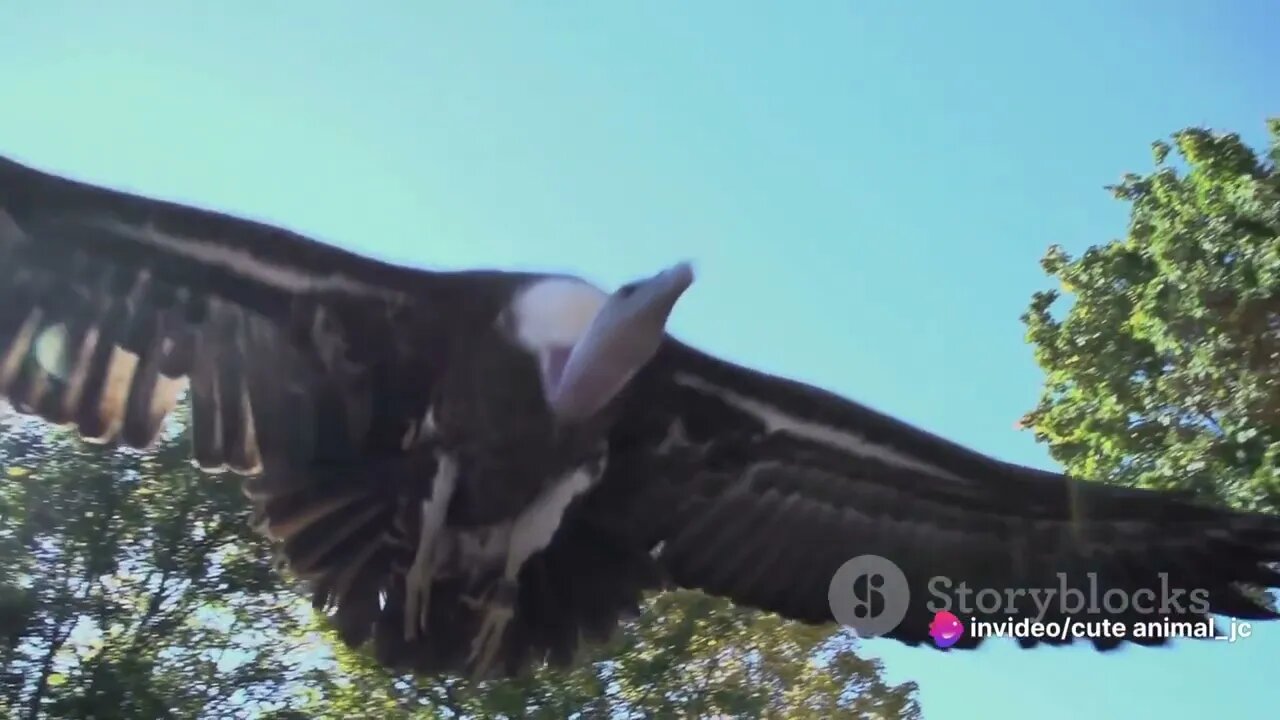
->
0 411 311 719
298 590 920 719
1021 120 1280 512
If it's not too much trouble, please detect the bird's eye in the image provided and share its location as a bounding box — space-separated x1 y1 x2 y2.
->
617 283 638 299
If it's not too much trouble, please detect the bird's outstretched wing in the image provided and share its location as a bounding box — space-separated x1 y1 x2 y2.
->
0 153 447 649
632 340 1280 649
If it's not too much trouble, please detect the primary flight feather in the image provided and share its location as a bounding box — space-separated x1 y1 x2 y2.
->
2 152 1279 679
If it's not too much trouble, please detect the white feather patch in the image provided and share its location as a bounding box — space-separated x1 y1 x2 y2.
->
509 278 607 354
673 372 964 481
95 218 406 298
446 464 600 578
506 466 596 572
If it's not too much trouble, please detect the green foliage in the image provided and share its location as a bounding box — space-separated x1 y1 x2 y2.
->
0 413 310 719
1021 121 1280 511
0 409 920 718
298 590 920 719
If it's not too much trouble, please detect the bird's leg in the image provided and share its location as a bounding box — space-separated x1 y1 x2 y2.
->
468 467 595 675
404 453 458 641
465 572 519 677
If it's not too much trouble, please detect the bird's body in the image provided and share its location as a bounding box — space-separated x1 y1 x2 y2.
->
3 151 1280 679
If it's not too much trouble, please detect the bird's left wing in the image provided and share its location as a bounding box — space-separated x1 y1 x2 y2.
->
624 339 1280 650
0 153 449 648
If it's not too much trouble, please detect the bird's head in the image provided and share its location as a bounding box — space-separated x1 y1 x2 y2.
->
509 262 695 423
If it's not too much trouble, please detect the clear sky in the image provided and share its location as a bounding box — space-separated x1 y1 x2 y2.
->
1 2 1276 718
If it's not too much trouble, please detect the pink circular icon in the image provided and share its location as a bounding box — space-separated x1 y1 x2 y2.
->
929 610 965 648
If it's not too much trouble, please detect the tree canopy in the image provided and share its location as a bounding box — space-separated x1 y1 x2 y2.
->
1021 120 1280 512
0 414 312 719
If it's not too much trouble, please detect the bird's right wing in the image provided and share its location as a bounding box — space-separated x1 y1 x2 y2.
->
0 152 450 648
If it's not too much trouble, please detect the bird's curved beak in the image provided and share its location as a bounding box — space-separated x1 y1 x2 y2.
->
547 261 696 422
658 261 696 298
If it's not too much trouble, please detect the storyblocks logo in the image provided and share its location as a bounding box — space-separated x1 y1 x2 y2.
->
826 554 911 638
925 574 1212 622
827 554 1255 645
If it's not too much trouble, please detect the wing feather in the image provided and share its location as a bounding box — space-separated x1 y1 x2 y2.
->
635 340 1280 650
0 152 458 668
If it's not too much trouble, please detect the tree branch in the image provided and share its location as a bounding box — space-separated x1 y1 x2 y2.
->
23 577 75 720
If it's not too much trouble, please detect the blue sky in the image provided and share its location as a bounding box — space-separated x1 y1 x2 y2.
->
1 1 1276 717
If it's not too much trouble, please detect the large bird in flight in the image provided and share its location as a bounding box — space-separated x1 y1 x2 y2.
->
1 153 1278 679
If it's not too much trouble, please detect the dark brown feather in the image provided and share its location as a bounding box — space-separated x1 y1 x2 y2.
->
619 340 1280 652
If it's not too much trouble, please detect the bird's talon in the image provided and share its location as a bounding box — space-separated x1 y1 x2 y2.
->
403 553 435 640
467 579 519 675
